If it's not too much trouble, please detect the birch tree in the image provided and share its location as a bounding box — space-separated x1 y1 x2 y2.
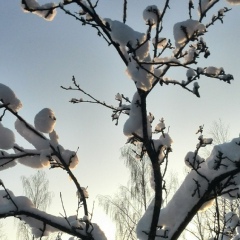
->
17 171 53 240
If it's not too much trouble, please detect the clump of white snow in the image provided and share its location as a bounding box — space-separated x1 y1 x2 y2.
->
186 68 196 79
34 108 56 133
104 19 153 91
152 133 173 164
49 129 59 147
225 212 239 229
15 119 50 150
154 56 180 64
152 37 168 49
198 0 213 13
39 149 51 167
61 149 79 169
91 223 108 240
16 151 44 169
76 187 89 201
143 5 161 26
221 185 240 200
0 83 22 111
104 19 147 56
204 66 224 77
123 92 151 138
225 0 240 5
184 151 205 169
115 93 122 101
0 189 108 239
21 0 57 21
0 123 15 150
173 19 206 49
207 138 240 170
155 118 165 133
125 56 154 90
0 151 17 170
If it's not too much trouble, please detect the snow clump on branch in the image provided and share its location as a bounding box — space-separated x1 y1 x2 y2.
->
143 5 161 26
0 189 107 239
152 133 173 164
0 123 15 150
152 37 168 49
104 19 153 91
137 136 240 239
173 19 206 49
184 151 205 169
123 92 151 138
59 147 79 169
0 83 22 111
34 108 56 133
0 151 17 171
15 119 50 151
21 0 57 21
226 0 240 4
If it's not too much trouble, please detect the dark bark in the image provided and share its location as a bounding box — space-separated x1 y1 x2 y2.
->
139 90 162 240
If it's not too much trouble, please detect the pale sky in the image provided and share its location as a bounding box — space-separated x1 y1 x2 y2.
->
0 1 240 239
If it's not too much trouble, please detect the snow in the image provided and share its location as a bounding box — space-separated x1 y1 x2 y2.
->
225 0 240 5
205 66 224 77
123 92 151 138
15 119 50 150
198 0 213 13
186 68 196 79
0 83 22 111
0 123 15 150
193 82 200 97
143 5 161 26
154 118 165 133
154 68 163 77
184 151 205 169
49 129 59 147
39 149 52 167
123 92 143 137
225 211 239 229
77 187 89 200
154 56 180 64
115 93 122 101
207 138 240 170
137 137 240 239
173 19 206 49
60 148 79 169
0 151 17 171
105 19 146 53
3 1 240 239
0 189 107 239
152 133 173 163
152 37 168 49
91 223 108 240
104 19 153 91
126 56 154 90
17 154 44 169
34 108 56 133
21 0 57 21
232 235 240 240
184 47 197 64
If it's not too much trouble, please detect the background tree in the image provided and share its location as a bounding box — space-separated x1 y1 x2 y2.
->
201 119 230 158
0 1 240 240
16 171 54 240
98 143 179 240
98 144 153 240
